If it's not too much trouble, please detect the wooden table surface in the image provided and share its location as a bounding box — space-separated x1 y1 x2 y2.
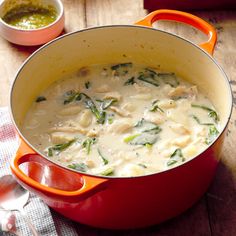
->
1 1 236 235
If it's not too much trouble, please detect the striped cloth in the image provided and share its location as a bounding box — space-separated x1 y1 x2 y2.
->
0 107 78 236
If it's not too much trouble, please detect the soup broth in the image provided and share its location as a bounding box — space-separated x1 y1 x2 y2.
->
22 63 220 177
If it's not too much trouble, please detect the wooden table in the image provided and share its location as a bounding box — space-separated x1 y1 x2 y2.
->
1 1 236 235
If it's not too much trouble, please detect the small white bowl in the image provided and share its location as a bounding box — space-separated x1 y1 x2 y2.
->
0 0 65 46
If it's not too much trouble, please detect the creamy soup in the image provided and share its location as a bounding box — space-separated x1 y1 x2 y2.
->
22 63 220 177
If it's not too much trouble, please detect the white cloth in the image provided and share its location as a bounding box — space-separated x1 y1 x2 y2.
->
0 107 78 236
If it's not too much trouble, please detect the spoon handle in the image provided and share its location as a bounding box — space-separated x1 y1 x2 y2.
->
19 208 39 236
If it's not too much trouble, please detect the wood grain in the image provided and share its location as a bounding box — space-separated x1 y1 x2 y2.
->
0 0 236 235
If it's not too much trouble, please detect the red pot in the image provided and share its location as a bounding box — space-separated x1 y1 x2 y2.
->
10 10 232 229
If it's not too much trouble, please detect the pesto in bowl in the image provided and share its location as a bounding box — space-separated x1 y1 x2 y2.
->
2 4 58 29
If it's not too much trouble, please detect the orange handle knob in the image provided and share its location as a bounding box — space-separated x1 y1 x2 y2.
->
135 9 217 55
10 140 108 203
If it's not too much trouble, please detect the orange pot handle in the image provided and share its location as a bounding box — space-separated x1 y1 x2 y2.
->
135 9 217 55
10 139 108 203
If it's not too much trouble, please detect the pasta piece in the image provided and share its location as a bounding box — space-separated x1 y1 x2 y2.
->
169 123 191 135
182 145 197 158
51 132 76 144
49 126 87 135
109 106 131 117
121 102 136 112
119 163 146 177
108 119 133 134
58 105 82 116
78 110 93 128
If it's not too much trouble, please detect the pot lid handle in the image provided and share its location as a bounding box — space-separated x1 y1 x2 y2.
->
135 9 217 55
10 140 108 203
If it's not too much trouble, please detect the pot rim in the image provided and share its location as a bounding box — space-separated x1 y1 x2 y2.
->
9 24 233 179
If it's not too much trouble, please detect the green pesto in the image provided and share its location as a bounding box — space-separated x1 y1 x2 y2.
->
2 4 57 29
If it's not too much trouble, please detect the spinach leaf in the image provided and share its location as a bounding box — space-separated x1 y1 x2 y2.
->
85 98 106 124
124 77 135 85
82 138 96 155
64 90 107 124
73 93 106 124
191 104 219 123
48 139 76 157
63 90 81 104
97 148 109 165
125 119 161 146
36 96 47 103
108 117 114 124
167 148 185 166
134 118 161 134
96 98 118 110
111 62 133 76
124 134 141 143
158 73 179 87
138 163 147 168
137 68 160 87
205 125 219 145
67 163 88 172
149 100 164 113
128 133 158 146
192 115 214 126
85 81 91 89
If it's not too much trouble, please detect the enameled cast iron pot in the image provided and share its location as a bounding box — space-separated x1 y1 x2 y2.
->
10 10 232 229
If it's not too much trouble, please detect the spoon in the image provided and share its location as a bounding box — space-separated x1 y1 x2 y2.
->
0 209 19 235
0 175 39 236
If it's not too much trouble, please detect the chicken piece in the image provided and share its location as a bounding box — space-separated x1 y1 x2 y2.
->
169 123 191 135
144 110 165 125
168 86 187 98
186 86 198 98
103 91 122 101
168 85 198 99
158 99 176 109
87 127 101 137
77 67 90 77
85 160 96 168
